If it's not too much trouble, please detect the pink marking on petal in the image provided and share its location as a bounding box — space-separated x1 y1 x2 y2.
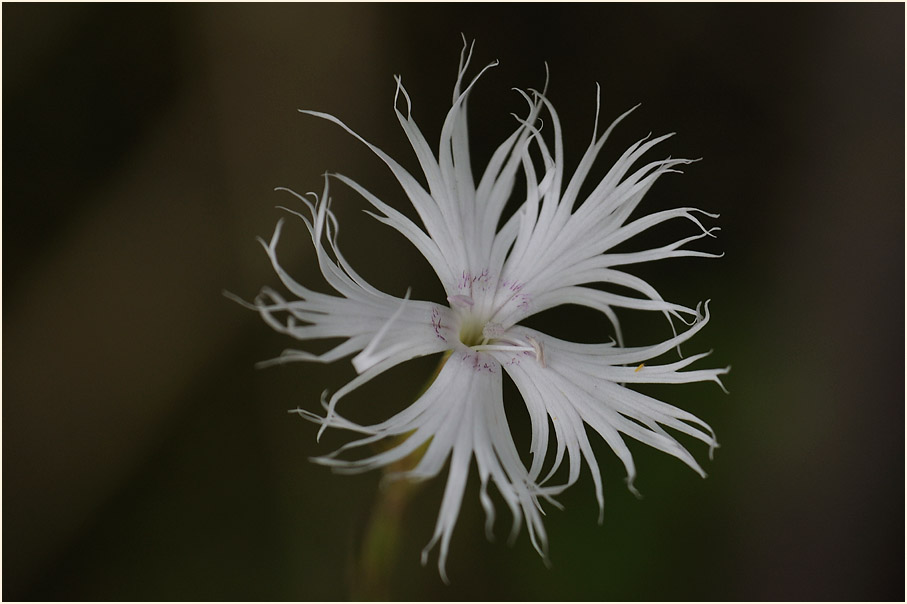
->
431 307 448 342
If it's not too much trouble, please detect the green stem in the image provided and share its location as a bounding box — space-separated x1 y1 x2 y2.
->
351 465 422 600
350 352 450 600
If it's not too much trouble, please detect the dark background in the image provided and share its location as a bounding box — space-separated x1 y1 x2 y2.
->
3 3 904 601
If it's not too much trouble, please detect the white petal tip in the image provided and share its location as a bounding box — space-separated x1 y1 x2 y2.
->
626 478 642 500
708 441 720 461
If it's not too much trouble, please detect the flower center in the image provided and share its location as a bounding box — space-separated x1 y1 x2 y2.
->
454 316 547 368
457 317 486 347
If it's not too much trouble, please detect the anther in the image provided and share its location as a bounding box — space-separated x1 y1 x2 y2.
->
447 294 474 309
525 335 546 368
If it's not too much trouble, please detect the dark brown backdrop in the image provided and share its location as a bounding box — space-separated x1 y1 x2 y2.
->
3 3 904 600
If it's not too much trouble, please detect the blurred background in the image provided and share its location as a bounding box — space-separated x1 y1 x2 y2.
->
3 3 904 601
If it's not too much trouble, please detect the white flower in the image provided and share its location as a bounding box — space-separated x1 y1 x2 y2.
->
237 42 728 581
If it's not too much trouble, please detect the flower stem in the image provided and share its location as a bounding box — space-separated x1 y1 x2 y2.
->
351 464 422 600
350 353 450 600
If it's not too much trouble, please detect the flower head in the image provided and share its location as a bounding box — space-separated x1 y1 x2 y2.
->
236 41 728 581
